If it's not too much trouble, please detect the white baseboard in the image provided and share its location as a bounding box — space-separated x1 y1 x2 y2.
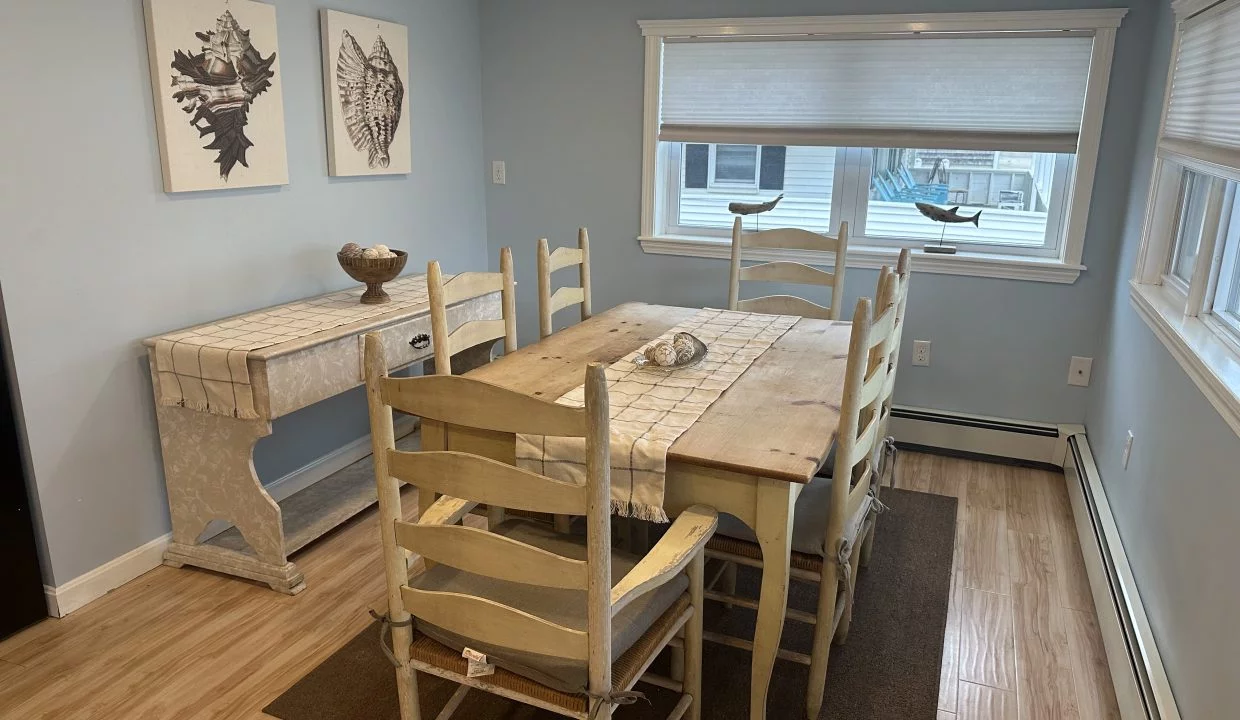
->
890 405 1063 466
44 416 417 618
44 531 171 617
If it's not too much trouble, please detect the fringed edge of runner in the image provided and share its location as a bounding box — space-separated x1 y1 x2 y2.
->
611 498 670 524
157 397 262 420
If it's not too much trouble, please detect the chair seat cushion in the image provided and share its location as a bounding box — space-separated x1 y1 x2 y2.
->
409 518 688 694
714 474 871 557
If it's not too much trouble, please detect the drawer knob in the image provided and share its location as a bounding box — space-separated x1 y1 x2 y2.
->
409 333 430 349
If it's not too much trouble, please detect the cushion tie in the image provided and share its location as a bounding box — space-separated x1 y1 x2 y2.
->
370 609 415 669
587 690 648 719
835 537 854 596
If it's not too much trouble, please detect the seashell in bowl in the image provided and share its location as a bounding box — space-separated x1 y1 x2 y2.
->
645 341 679 367
633 333 708 370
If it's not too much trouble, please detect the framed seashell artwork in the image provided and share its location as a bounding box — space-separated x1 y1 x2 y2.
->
320 10 411 177
142 0 290 192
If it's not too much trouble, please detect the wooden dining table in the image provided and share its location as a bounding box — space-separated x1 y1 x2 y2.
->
456 302 853 720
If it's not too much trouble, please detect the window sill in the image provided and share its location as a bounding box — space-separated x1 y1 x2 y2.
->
1129 280 1240 438
638 234 1084 284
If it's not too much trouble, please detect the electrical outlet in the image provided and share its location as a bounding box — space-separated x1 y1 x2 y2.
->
1068 356 1093 386
1122 430 1134 469
912 340 931 367
491 160 506 185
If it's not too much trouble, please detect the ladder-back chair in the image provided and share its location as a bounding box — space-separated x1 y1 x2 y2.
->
426 247 517 376
859 249 912 566
728 218 849 320
424 248 519 526
538 229 592 339
704 270 899 719
364 334 717 720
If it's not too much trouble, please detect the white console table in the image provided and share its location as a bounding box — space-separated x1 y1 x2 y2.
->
143 274 498 594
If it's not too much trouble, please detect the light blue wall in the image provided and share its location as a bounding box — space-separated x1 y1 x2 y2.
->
0 0 488 585
1086 3 1240 715
479 0 1157 424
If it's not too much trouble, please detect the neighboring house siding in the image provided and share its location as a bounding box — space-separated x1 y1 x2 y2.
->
678 146 834 232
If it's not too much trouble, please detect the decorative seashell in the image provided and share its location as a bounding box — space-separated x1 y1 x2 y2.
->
340 242 362 256
374 244 390 254
675 344 695 364
644 341 679 367
169 10 276 181
361 247 380 259
338 31 404 169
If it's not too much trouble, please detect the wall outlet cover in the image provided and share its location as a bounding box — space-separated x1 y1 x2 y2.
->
912 340 931 367
491 160 506 185
1068 356 1093 386
1122 430 1134 469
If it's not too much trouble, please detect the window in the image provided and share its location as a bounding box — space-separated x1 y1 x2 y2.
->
670 143 825 233
1131 0 1240 437
638 10 1127 282
1166 171 1210 286
712 145 758 186
1213 189 1240 337
864 148 1072 255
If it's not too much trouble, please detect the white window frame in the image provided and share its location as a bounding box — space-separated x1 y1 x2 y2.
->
637 10 1127 284
1130 0 1240 439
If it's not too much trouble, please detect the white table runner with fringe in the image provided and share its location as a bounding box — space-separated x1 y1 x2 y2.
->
516 308 799 522
152 275 430 419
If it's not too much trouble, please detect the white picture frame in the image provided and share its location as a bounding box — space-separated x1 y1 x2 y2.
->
142 0 289 193
320 10 411 177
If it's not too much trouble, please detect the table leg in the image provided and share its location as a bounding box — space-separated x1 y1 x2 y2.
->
750 478 797 720
155 402 303 594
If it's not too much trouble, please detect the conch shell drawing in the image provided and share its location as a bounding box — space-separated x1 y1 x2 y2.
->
170 11 277 180
337 30 404 169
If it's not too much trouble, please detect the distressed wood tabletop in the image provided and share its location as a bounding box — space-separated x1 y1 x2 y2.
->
467 302 853 484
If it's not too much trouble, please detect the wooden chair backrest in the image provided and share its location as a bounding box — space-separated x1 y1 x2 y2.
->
427 247 518 376
364 333 616 695
537 228 593 339
728 218 849 320
878 249 912 425
826 268 899 547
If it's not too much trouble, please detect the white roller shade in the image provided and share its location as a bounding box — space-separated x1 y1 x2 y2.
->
1162 0 1240 170
659 35 1096 152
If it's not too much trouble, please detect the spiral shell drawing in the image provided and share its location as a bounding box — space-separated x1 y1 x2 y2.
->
169 10 277 180
337 30 404 169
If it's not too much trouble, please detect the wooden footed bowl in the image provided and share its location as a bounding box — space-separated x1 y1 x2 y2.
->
337 250 408 304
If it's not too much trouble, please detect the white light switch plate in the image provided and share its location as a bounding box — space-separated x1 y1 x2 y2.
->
1068 356 1093 386
1122 430 1134 469
491 160 506 185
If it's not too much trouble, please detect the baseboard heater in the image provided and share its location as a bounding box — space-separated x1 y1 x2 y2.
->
1063 432 1181 720
888 405 1062 466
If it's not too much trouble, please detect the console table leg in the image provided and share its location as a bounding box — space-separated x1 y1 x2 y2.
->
154 403 304 594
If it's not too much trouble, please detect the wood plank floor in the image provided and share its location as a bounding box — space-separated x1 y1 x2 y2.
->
895 453 1122 720
0 452 1120 719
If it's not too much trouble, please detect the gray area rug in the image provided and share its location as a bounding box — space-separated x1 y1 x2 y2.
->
264 487 956 719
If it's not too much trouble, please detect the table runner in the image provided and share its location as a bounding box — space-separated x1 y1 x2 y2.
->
153 275 430 419
516 308 799 522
